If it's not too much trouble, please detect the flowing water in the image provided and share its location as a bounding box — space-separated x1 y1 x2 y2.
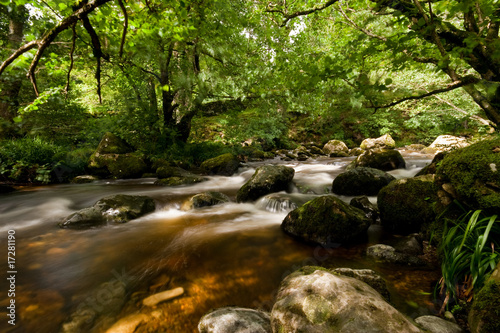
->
0 151 441 333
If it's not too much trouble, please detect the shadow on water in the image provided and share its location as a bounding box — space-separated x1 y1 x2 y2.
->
0 151 440 333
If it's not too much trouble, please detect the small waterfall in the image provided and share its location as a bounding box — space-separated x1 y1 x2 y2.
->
256 195 298 213
255 192 317 213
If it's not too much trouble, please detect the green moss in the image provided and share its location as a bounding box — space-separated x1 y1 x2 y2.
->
95 132 133 154
106 154 147 179
281 195 371 245
436 138 500 214
469 280 500 333
378 175 438 234
200 153 240 176
350 149 406 171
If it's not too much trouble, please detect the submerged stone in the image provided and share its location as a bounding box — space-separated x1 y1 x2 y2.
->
142 287 184 307
366 244 427 266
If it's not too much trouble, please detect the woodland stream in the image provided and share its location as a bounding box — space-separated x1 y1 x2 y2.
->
0 151 442 333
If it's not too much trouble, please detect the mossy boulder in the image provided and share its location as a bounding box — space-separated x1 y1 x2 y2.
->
94 132 133 154
468 262 500 333
156 166 187 179
322 140 349 156
377 175 439 235
89 151 147 179
332 167 396 196
271 267 422 333
360 134 396 150
200 153 240 176
236 165 295 202
436 138 500 214
198 307 271 333
106 154 148 179
350 148 406 171
281 195 371 246
181 191 230 211
59 194 156 229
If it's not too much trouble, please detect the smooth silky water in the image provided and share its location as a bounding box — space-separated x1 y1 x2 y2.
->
0 151 441 333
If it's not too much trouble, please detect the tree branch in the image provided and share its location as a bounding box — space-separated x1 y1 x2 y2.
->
372 76 481 110
65 23 77 95
266 0 340 27
337 3 387 41
0 40 38 75
0 0 113 94
117 0 128 57
428 90 494 128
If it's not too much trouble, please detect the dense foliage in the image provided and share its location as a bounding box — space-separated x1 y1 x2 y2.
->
0 0 499 183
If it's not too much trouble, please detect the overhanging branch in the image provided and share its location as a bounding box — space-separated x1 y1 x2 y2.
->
266 0 339 27
371 76 481 110
0 0 113 95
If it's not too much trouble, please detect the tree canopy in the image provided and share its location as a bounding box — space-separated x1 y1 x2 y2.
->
1 0 499 151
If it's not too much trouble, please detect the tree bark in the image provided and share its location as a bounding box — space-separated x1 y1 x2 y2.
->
0 5 26 124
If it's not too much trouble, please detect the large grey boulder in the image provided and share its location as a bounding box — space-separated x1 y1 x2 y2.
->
271 267 422 333
236 165 295 202
59 194 156 229
198 307 271 333
281 195 371 246
332 167 396 196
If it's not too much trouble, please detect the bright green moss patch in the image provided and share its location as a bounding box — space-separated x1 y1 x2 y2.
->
436 138 500 214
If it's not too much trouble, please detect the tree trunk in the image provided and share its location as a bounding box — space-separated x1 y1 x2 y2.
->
0 5 25 125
